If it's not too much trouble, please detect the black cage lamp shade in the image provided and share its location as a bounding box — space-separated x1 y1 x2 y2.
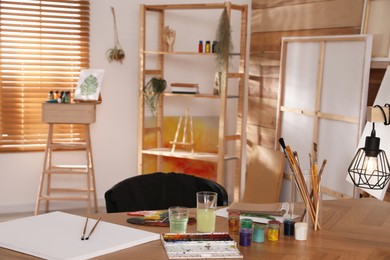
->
348 123 390 190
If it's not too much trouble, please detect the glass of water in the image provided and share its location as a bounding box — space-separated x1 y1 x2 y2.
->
168 206 189 233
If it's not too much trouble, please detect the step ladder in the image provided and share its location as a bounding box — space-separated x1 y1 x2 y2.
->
35 103 98 215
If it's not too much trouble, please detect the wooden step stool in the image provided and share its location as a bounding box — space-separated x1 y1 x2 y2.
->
35 103 98 215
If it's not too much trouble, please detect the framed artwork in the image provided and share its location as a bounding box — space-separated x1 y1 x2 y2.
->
74 69 104 101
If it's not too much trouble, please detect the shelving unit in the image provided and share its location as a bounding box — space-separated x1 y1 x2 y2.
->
35 103 98 215
138 2 247 200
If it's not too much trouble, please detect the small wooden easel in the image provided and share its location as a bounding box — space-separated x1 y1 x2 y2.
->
170 108 194 153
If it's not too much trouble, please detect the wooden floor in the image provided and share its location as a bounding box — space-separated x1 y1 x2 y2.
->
0 207 106 223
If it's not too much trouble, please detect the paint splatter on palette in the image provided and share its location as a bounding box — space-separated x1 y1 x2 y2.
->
161 232 242 259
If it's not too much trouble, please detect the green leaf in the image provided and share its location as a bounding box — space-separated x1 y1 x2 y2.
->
80 75 99 96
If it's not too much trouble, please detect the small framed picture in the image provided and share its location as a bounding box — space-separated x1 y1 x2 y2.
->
74 69 104 102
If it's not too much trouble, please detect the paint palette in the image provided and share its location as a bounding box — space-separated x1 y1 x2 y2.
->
161 233 242 259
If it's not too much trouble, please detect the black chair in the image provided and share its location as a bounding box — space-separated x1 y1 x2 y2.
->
104 172 228 213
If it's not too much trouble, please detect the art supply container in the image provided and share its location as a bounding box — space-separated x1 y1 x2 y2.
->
290 169 322 231
239 228 252 246
168 206 189 233
240 218 253 229
252 223 265 243
267 220 281 241
283 219 295 236
196 191 217 233
228 210 240 232
295 222 308 240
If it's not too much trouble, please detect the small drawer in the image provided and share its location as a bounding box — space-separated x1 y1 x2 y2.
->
42 103 96 124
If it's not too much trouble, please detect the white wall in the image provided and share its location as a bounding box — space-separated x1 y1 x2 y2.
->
0 0 250 214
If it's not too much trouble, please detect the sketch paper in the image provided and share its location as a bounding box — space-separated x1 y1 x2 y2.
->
74 69 104 101
0 211 159 260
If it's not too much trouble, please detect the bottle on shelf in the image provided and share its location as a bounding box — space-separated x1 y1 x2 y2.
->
212 41 218 53
205 41 211 53
198 40 203 53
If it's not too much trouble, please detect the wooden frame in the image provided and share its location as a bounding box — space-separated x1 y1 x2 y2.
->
276 35 372 199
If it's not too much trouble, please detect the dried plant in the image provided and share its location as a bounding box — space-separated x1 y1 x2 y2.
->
215 7 233 70
106 7 125 63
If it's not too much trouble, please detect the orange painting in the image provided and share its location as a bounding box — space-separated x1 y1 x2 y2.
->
143 116 218 180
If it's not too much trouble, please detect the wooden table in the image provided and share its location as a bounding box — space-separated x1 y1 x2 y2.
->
1 198 390 259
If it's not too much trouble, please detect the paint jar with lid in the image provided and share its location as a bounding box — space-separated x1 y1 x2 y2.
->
228 210 240 232
283 219 295 236
267 220 281 241
240 218 253 229
252 223 265 243
295 222 308 241
239 228 252 247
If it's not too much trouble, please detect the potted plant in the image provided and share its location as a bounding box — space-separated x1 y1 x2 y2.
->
143 77 167 116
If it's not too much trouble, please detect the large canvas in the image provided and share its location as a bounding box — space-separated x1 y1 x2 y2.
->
277 35 372 199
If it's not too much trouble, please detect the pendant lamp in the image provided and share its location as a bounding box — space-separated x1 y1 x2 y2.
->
348 119 390 190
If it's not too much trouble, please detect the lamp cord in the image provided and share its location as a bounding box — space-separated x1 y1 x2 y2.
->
374 104 390 125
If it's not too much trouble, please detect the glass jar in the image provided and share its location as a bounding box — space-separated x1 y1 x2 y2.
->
267 220 281 241
252 223 265 243
228 210 240 232
239 228 252 246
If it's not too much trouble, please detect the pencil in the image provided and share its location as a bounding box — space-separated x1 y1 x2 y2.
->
85 217 102 240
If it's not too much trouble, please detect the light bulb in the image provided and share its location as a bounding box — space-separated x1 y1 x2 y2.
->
363 156 378 175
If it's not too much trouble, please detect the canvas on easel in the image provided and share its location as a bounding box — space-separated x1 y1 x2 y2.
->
74 69 104 102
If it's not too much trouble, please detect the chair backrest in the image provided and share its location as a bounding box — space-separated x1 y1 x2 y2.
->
105 172 228 213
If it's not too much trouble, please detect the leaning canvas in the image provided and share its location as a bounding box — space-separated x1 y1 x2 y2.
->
74 69 104 101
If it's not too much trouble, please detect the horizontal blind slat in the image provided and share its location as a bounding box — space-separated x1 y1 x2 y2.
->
0 0 90 152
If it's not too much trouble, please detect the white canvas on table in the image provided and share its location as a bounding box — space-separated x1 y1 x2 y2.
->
0 211 159 260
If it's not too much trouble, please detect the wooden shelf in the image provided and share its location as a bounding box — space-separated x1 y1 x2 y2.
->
142 148 237 162
138 2 248 200
144 50 241 56
163 93 239 99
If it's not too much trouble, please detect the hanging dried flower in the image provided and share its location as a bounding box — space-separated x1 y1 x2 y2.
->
106 7 125 63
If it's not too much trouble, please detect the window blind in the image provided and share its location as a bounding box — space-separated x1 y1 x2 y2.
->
0 0 90 152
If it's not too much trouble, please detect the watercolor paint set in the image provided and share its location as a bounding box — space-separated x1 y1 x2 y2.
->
161 232 242 259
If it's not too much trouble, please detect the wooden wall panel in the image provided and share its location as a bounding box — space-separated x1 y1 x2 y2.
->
248 0 365 151
250 27 362 52
251 0 363 33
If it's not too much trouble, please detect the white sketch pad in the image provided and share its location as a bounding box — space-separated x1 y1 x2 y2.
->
346 65 390 199
0 211 159 260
